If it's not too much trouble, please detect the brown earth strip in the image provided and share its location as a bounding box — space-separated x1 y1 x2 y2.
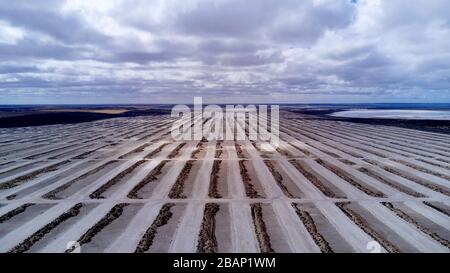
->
127 160 169 199
197 203 220 253
390 159 450 180
0 160 71 190
118 144 151 159
190 148 202 159
348 145 387 158
390 142 449 157
339 159 356 166
90 160 147 199
9 203 83 253
291 203 333 253
415 159 450 170
312 147 340 158
6 194 16 200
0 160 15 167
362 142 411 158
0 144 44 157
315 159 386 198
286 127 320 142
363 159 378 165
168 160 194 199
382 202 450 249
251 141 265 156
289 160 344 199
264 160 294 198
66 203 128 253
24 144 77 160
381 166 450 197
239 160 263 198
72 145 108 159
250 203 274 253
276 147 293 158
336 202 400 253
137 125 170 141
359 167 426 198
435 158 450 164
48 145 93 160
82 136 104 144
135 203 175 253
191 138 207 159
167 143 187 159
423 202 450 217
0 161 43 177
289 143 311 156
216 141 223 149
306 140 365 159
144 143 169 159
42 160 117 199
215 141 223 159
208 160 222 199
0 203 34 223
202 117 212 126
235 143 246 158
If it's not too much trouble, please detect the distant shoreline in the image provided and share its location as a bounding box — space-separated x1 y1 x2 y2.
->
0 108 171 128
289 109 450 134
1 104 450 134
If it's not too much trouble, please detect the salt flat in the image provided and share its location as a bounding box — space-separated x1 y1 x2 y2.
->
0 111 449 253
331 109 450 120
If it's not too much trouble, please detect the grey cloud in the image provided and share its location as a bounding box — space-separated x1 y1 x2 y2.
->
174 0 283 38
198 40 266 54
0 65 39 74
1 0 450 103
0 4 111 45
0 38 90 61
219 52 283 67
104 51 183 64
269 1 355 45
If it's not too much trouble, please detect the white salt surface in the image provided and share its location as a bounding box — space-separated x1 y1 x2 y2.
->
330 110 450 120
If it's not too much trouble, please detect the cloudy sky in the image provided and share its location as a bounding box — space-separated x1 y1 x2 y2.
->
0 0 449 104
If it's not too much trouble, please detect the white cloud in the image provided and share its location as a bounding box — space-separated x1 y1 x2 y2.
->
0 20 24 44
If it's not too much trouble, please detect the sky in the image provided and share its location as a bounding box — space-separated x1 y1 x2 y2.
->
0 0 449 104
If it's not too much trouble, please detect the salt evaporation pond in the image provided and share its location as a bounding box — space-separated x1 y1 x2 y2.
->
330 109 450 120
